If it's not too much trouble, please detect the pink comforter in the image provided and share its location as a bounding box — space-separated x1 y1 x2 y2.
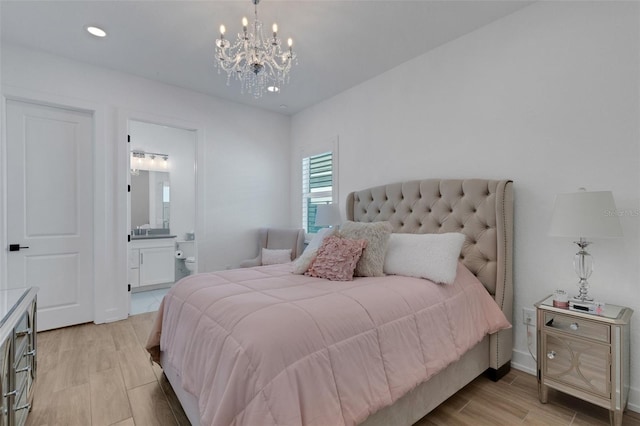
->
148 262 510 426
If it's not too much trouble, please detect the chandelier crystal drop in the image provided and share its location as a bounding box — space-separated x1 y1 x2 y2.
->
215 0 297 98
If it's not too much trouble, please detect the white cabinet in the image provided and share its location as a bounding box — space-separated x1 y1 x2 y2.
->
140 246 175 285
130 238 175 288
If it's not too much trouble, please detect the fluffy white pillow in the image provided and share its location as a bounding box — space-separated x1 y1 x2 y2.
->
262 248 292 265
292 249 317 274
306 227 336 252
291 228 336 274
383 232 466 284
339 221 392 277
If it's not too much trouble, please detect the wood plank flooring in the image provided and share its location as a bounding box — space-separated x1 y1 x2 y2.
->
27 312 640 426
27 312 189 426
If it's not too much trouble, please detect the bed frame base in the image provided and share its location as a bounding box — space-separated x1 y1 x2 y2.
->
162 353 201 426
485 362 511 382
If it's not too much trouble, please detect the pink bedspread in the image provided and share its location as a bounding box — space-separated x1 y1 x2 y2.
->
148 262 510 426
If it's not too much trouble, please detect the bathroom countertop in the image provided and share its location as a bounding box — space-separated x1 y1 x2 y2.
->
131 234 177 240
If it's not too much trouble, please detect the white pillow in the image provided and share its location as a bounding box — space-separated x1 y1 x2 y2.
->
291 228 335 275
261 248 292 265
383 232 465 284
291 249 318 274
305 227 335 252
339 221 392 277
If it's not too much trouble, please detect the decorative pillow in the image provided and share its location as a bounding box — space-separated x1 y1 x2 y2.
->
306 236 367 281
308 227 336 251
261 248 292 265
383 232 466 284
292 249 318 274
292 228 337 274
339 221 392 277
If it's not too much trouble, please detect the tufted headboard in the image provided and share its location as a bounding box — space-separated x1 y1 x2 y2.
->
346 179 514 374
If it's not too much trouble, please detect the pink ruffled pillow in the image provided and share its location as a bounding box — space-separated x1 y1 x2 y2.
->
306 236 367 281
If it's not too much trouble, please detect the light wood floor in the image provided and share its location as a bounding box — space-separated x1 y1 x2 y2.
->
26 312 640 426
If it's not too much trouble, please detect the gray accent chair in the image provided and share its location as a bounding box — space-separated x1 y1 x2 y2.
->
240 228 306 268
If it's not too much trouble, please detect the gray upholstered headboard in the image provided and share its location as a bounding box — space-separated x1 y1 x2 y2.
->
346 179 514 374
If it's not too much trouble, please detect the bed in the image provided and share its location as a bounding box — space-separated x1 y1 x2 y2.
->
147 178 514 426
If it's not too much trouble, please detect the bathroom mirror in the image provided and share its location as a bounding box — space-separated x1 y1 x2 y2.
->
131 170 170 230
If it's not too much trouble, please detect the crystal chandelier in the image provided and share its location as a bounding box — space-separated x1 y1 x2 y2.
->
215 0 297 98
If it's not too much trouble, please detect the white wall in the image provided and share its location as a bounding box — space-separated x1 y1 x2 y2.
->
1 43 291 322
291 2 640 409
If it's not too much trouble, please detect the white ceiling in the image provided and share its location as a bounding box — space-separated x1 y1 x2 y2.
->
1 0 533 115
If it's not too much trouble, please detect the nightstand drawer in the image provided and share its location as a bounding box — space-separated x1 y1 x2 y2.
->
543 332 610 397
543 312 609 343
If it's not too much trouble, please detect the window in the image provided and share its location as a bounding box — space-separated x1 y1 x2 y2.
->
302 151 333 234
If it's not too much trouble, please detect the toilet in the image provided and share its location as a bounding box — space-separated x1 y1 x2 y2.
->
185 257 197 273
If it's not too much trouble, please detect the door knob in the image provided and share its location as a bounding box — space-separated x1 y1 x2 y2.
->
8 244 29 252
547 350 557 359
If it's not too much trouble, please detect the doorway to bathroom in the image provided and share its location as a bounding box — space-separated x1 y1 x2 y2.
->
128 119 197 315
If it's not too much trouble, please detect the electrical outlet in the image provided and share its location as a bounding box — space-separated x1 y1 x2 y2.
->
522 307 536 326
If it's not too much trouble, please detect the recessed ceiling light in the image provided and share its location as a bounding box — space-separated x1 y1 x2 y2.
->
267 86 280 93
86 26 107 38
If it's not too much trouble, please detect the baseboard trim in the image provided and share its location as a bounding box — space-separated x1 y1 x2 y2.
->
511 348 536 375
628 387 640 413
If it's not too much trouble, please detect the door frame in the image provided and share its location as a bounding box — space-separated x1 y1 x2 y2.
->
0 86 112 323
117 109 205 313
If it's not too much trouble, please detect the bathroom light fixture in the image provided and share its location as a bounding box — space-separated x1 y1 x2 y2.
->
215 0 297 98
132 151 145 164
130 150 169 174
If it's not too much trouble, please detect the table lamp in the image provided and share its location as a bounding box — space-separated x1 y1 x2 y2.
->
548 189 622 301
314 204 341 228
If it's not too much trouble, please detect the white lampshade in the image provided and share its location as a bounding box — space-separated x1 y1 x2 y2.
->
315 204 341 227
549 191 622 238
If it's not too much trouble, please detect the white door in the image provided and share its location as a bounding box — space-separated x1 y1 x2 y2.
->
6 100 94 331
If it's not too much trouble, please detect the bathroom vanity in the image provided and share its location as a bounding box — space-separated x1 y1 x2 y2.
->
129 237 176 289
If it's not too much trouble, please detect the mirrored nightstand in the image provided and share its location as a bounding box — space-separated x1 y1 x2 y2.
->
535 295 633 426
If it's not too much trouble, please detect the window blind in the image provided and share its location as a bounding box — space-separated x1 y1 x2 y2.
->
302 151 333 233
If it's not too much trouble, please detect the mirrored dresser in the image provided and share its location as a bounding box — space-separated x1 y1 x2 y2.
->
0 288 37 426
535 295 632 426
